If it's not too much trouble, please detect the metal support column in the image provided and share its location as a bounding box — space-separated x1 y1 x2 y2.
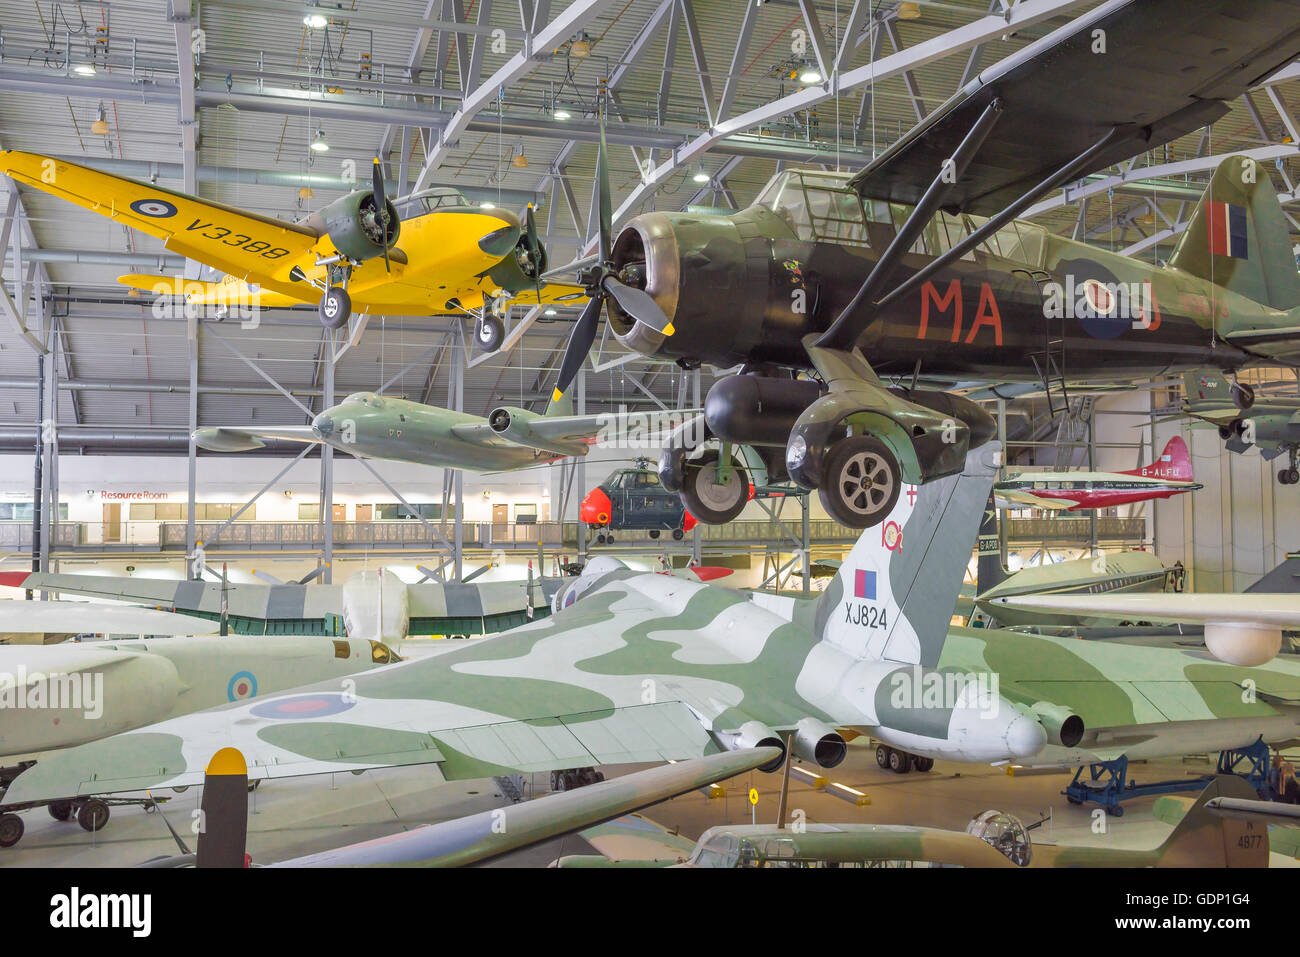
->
451 333 465 582
186 314 199 576
576 365 587 565
691 367 702 566
322 328 336 583
801 493 810 593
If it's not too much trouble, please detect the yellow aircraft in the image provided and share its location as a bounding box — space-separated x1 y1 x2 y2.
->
0 152 586 344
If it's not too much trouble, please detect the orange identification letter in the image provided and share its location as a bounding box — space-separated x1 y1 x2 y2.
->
964 282 1004 345
918 279 962 341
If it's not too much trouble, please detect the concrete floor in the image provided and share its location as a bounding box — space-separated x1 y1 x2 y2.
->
3 739 1294 867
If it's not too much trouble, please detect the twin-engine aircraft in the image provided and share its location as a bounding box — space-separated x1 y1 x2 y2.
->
994 437 1201 512
0 153 584 342
541 0 1300 531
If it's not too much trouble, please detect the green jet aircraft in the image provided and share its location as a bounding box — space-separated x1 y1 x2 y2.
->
1174 368 1300 484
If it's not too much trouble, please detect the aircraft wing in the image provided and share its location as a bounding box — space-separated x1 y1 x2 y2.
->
193 426 321 452
573 814 699 864
508 282 589 307
0 585 734 804
0 152 317 294
1203 796 1300 826
995 593 1300 627
275 750 768 867
0 600 219 637
117 274 302 308
848 0 1300 214
526 408 698 444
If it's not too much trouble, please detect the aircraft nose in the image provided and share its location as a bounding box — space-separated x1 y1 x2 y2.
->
312 413 335 439
477 214 522 257
580 489 612 525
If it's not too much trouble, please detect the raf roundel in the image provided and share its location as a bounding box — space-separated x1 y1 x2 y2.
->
129 198 178 218
227 670 258 701
249 692 356 720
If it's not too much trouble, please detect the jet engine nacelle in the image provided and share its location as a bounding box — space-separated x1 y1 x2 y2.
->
791 717 848 768
488 406 590 458
1023 702 1085 748
718 719 786 772
310 190 400 263
1205 622 1282 667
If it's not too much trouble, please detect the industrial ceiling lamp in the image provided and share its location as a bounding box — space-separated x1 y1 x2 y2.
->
569 31 591 57
897 1 922 20
797 60 823 84
90 103 110 135
692 164 710 184
552 101 572 121
303 5 328 29
73 62 96 76
511 143 529 169
299 186 315 200
309 129 330 152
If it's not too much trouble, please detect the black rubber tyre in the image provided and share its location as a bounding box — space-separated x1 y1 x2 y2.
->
77 798 109 833
1232 381 1255 411
1066 794 1083 805
888 748 911 774
649 529 660 539
680 450 748 525
1219 424 1234 440
318 287 351 328
912 755 935 773
476 315 504 352
875 745 890 769
48 800 73 821
1112 805 1124 818
819 435 901 530
672 528 684 541
0 813 22 848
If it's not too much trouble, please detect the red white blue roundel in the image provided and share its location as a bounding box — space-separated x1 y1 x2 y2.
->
249 693 355 720
227 670 258 701
130 198 178 218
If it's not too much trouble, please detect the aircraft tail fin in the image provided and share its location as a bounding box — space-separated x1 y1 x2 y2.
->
1153 775 1268 867
1120 436 1193 482
1182 368 1234 404
545 390 575 418
976 494 1007 592
1167 155 1300 311
813 443 1001 668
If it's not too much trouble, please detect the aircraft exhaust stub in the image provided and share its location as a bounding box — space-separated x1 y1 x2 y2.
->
1024 702 1085 749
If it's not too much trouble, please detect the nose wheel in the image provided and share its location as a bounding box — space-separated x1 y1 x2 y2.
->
319 286 352 328
1281 447 1300 485
819 435 901 529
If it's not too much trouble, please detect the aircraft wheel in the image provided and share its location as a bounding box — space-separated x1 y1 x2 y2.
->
77 798 109 833
605 532 614 543
1232 381 1255 411
595 533 606 544
1111 805 1124 818
476 315 504 352
318 287 351 329
819 435 901 530
912 755 935 773
649 529 660 539
672 528 684 541
172 786 189 793
875 745 891 768
0 813 23 848
1219 424 1234 440
681 450 748 525
1066 794 1083 805
47 800 73 821
888 749 911 774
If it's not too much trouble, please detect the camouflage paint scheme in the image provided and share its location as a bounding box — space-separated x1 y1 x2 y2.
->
8 441 1300 805
1176 367 1300 464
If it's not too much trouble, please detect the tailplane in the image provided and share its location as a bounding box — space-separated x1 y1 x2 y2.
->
814 442 1001 668
1168 154 1300 311
1120 436 1193 482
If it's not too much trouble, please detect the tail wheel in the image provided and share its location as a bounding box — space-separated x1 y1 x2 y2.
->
318 287 352 328
0 813 23 848
476 315 504 352
681 450 748 525
77 798 110 833
819 435 901 529
887 749 912 774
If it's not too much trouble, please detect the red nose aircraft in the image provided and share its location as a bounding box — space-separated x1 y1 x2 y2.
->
994 437 1200 512
579 465 699 543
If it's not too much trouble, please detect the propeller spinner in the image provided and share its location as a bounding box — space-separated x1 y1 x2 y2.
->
550 108 674 402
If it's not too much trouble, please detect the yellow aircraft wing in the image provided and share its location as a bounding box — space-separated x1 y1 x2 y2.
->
117 274 303 309
511 282 589 306
0 151 317 296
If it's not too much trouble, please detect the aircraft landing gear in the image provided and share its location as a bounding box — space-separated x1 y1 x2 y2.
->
0 813 22 848
475 315 504 352
319 286 352 328
819 435 902 529
550 767 605 792
680 449 749 525
672 528 684 541
649 529 660 539
875 744 934 774
1280 447 1299 485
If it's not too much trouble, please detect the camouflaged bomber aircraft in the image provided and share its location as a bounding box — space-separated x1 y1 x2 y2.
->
1170 368 1300 484
11 439 1300 813
539 0 1300 532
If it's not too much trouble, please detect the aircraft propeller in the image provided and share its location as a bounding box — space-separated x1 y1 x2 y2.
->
372 157 393 274
550 106 674 402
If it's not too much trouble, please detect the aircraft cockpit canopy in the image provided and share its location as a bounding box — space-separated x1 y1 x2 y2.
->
343 392 386 409
394 187 473 219
752 170 874 247
965 810 1032 866
603 468 662 490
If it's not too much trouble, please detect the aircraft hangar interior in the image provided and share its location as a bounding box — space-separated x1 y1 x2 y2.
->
0 0 1298 916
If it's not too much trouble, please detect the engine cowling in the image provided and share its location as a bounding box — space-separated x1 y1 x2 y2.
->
1024 702 1085 748
488 406 589 458
791 717 847 768
719 719 786 772
311 190 400 262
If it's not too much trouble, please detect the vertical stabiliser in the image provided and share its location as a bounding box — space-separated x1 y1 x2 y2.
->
1154 775 1268 868
1119 436 1193 481
814 442 1001 668
976 493 1008 593
1168 154 1300 311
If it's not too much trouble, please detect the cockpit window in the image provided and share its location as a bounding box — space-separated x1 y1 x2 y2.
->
369 640 401 664
394 187 471 219
344 393 385 409
754 171 871 247
966 810 1032 866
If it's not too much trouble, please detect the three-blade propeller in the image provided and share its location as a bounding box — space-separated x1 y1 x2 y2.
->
549 107 674 403
372 157 394 274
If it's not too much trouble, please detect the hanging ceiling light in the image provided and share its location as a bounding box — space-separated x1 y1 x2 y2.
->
303 9 329 28
299 186 315 200
511 144 529 169
798 62 823 84
90 103 110 135
309 129 330 152
552 102 572 121
73 63 96 76
480 201 496 209
569 31 591 57
897 1 922 20
692 164 710 184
